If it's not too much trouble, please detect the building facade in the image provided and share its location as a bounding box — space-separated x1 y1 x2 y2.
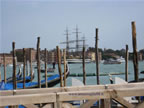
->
15 48 37 62
0 53 14 65
87 52 102 61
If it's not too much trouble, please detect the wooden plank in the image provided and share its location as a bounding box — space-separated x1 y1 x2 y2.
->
113 87 144 97
56 93 62 108
0 93 56 106
57 90 111 101
105 99 111 108
112 95 135 108
0 90 13 96
101 99 111 108
57 87 144 101
1 82 144 96
80 100 97 108
108 82 144 89
53 102 57 108
1 85 144 107
57 102 62 108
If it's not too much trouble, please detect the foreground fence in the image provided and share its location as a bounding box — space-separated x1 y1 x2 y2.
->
0 82 144 108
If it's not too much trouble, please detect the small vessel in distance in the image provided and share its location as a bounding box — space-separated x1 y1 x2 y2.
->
116 56 125 63
103 59 121 64
67 59 91 64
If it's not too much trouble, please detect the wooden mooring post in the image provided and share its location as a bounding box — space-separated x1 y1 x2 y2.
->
56 46 63 87
29 48 33 82
0 67 1 82
131 21 139 82
125 45 129 82
23 48 26 89
95 28 100 85
95 28 101 108
95 28 111 108
45 48 48 88
63 49 66 87
12 42 17 89
3 54 6 83
82 47 86 85
37 37 41 88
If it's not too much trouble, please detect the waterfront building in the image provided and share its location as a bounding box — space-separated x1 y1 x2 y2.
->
0 53 14 65
47 50 58 64
14 48 37 62
138 53 143 61
87 52 102 61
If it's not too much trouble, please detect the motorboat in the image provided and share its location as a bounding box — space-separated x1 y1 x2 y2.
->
103 59 121 64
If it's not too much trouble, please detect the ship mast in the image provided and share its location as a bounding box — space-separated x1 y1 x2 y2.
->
60 25 87 58
65 27 70 52
73 25 81 53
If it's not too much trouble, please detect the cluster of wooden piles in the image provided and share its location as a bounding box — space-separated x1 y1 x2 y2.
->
0 37 69 90
0 21 144 108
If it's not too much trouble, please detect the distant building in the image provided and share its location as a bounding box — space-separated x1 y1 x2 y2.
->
48 52 56 64
0 53 14 65
138 53 143 61
87 52 102 61
15 48 37 62
45 49 65 64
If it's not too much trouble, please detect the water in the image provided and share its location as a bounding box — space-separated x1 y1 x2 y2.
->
66 61 144 85
0 61 144 87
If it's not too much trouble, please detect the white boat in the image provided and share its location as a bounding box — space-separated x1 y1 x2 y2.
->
67 59 91 64
103 59 121 64
116 56 125 63
8 64 13 67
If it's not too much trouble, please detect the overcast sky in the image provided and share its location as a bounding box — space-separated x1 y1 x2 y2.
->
1 0 144 53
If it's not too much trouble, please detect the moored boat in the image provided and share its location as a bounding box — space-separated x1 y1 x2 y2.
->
67 59 91 64
0 64 70 90
103 59 121 64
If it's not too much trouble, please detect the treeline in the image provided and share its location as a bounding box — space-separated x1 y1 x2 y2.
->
87 47 144 60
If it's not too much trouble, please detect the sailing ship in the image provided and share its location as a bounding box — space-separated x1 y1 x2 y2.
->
61 26 90 64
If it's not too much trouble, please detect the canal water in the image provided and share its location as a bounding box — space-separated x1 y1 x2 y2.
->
0 61 144 87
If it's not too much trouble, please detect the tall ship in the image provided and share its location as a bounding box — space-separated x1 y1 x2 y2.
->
61 26 91 64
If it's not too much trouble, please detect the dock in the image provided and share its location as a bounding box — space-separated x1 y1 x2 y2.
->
0 82 144 108
0 21 143 108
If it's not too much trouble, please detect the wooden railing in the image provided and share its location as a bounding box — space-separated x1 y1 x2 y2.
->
0 82 144 108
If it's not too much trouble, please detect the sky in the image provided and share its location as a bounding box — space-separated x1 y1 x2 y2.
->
1 0 144 53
